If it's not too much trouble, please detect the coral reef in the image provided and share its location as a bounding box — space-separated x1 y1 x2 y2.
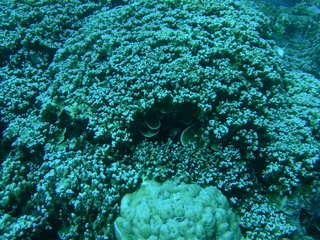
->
0 0 319 239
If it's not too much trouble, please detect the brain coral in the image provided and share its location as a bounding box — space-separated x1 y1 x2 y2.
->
114 180 242 240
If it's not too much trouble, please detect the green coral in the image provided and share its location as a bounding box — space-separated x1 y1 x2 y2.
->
0 0 319 239
261 71 320 194
48 0 282 148
240 196 296 240
114 180 242 240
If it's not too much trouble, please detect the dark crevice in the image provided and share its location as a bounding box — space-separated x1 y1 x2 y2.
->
129 101 201 146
